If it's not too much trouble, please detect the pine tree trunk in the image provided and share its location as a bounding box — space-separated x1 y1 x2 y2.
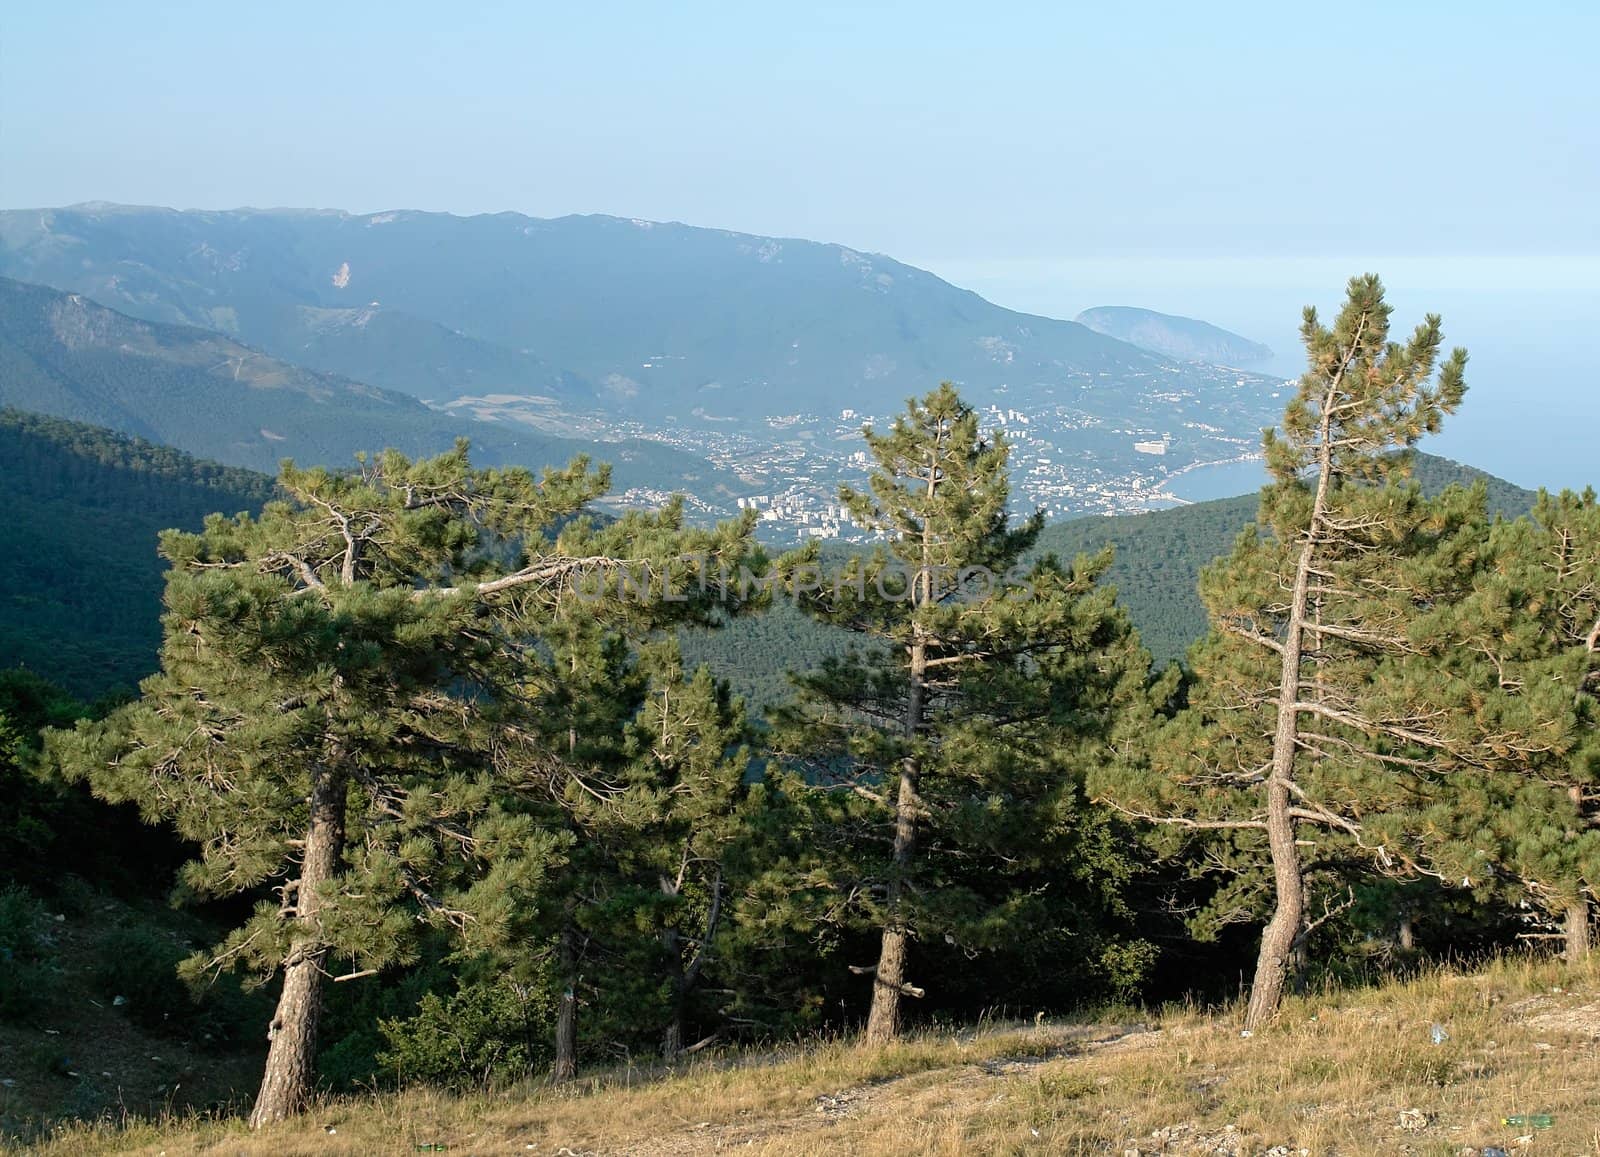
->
249 766 346 1129
1246 773 1305 1030
863 924 909 1044
1288 939 1309 996
551 922 578 1083
662 1013 683 1061
865 646 926 1045
1565 900 1591 962
1398 914 1416 952
1245 391 1334 1032
863 436 940 1046
661 915 686 1060
1245 563 1312 1030
1565 787 1590 962
661 863 720 1061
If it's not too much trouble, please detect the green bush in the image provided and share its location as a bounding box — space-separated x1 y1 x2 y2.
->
0 885 58 1021
89 922 269 1046
90 923 189 1028
51 874 99 918
376 977 556 1091
318 959 455 1090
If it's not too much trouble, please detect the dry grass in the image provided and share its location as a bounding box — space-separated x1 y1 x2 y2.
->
17 956 1600 1156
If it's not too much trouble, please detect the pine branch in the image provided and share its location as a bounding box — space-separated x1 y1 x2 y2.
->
1292 887 1356 950
1218 615 1286 654
1291 700 1455 753
1095 797 1268 830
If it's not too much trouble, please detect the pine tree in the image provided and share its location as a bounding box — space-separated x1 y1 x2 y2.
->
45 443 717 1125
1094 276 1480 1028
502 498 763 1079
580 652 755 1060
1421 488 1600 958
773 383 1152 1044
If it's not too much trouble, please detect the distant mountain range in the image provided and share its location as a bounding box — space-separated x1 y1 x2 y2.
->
0 276 736 493
0 204 1277 425
1075 306 1274 366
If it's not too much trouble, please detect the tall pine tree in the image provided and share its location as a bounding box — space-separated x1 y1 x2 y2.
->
506 499 763 1078
1421 488 1600 958
1094 276 1480 1028
774 384 1152 1043
46 444 737 1124
578 653 756 1060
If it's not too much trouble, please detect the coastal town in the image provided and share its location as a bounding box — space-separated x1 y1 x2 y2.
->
440 356 1288 543
598 401 1271 543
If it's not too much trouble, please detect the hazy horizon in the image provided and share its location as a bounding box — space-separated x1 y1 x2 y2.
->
2 198 1591 492
5 1 1596 258
4 1 1594 491
925 253 1600 494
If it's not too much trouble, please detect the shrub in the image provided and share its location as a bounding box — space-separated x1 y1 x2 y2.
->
318 959 456 1090
0 885 58 1021
51 874 99 918
88 922 267 1045
376 977 556 1091
90 923 189 1028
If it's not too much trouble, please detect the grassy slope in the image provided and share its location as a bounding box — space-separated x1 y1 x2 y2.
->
29 955 1599 1155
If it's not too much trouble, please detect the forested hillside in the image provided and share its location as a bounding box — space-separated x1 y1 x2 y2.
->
0 410 275 696
0 406 834 708
1034 451 1538 665
2 329 1595 1142
2 404 1535 708
684 451 1538 703
3 0 1589 1144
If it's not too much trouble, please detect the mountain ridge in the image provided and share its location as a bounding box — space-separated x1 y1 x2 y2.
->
0 276 738 493
1075 305 1274 366
0 204 1276 428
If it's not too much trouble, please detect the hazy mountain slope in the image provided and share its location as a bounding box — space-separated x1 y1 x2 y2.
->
0 205 1277 423
0 409 275 696
281 303 593 403
1075 305 1273 365
0 277 736 492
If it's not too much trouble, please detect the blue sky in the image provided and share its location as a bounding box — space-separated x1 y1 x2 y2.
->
4 0 1595 260
4 0 1596 489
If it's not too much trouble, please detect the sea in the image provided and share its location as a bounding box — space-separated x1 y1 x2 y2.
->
1166 459 1270 504
924 255 1600 496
